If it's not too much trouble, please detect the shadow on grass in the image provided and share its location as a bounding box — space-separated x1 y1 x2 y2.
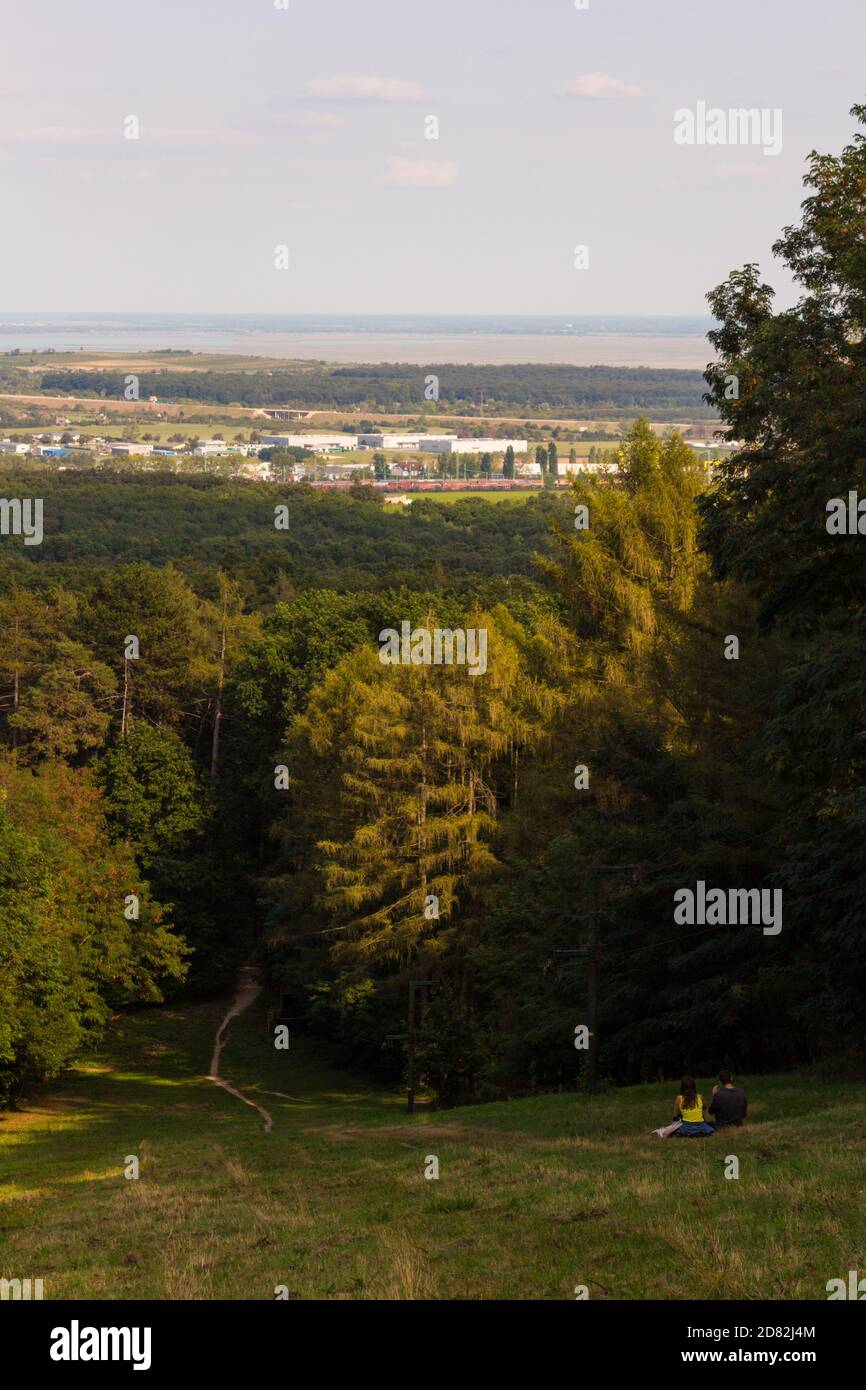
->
0 993 403 1197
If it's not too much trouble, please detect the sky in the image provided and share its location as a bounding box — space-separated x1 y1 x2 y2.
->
1 0 864 315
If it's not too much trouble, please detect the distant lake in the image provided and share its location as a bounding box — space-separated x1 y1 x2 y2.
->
0 314 715 368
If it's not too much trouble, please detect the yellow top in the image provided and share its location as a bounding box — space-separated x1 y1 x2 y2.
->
677 1094 704 1123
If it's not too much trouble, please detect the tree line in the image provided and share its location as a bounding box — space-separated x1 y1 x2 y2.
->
23 363 714 418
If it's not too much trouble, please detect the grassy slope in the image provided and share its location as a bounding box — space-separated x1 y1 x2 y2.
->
1 996 863 1301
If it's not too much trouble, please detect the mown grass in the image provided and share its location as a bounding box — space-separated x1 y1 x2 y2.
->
1 995 864 1301
419 489 536 504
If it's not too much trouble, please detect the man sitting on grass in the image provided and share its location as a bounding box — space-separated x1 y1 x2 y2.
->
708 1069 748 1127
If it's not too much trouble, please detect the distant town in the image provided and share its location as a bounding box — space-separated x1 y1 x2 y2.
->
0 423 731 493
0 350 734 497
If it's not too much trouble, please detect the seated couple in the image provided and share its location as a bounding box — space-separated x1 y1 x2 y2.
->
652 1070 747 1138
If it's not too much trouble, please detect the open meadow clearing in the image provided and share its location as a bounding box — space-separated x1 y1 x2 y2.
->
2 993 862 1302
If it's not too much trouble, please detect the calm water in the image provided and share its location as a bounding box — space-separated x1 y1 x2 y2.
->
0 315 714 368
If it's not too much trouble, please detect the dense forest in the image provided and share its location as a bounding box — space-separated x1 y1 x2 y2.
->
7 363 715 420
1 108 864 1109
0 474 554 589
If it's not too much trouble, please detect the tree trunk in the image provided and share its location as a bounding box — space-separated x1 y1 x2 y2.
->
120 657 129 737
418 716 428 902
211 619 227 777
11 614 19 753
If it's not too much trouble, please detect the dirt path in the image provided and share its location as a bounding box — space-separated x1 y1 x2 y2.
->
206 965 274 1133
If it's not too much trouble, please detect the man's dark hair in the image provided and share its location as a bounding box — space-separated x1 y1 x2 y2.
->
719 1069 733 1085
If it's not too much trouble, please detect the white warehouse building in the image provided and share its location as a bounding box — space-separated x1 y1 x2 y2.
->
263 433 357 452
357 432 457 449
193 440 229 456
425 438 528 455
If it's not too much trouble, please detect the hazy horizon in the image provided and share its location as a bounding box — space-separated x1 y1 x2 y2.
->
0 311 716 334
0 312 716 367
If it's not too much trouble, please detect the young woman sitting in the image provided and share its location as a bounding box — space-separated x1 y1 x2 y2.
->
651 1075 716 1137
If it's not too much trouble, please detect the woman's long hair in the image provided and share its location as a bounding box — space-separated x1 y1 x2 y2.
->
680 1075 699 1111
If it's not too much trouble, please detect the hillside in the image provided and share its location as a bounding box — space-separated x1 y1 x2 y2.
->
1 991 862 1302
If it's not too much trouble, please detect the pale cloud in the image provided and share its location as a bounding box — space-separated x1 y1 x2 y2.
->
260 108 347 130
375 156 460 187
1 126 260 151
563 72 642 100
2 126 107 145
304 75 425 102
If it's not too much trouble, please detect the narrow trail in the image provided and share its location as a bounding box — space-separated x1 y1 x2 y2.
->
206 964 274 1133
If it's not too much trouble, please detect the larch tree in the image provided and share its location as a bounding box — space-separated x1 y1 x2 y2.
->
298 612 543 972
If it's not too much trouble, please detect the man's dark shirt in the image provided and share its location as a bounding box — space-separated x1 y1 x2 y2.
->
709 1085 747 1126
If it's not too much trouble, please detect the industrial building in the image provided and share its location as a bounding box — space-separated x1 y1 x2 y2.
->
356 432 457 449
425 438 528 455
263 433 357 452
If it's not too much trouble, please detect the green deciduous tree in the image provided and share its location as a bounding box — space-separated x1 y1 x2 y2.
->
96 722 205 866
0 756 187 1105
